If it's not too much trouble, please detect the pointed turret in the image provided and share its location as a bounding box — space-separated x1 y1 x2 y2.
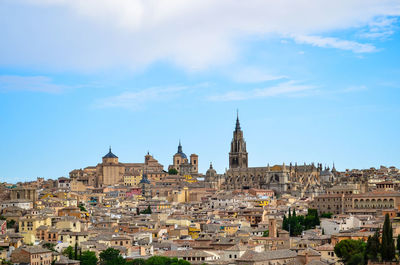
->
235 110 241 131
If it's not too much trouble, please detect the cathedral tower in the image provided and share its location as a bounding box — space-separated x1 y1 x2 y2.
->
229 112 248 169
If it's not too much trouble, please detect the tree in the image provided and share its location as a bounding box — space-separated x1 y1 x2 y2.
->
6 219 15 229
74 243 78 260
263 230 269 237
63 246 75 260
78 204 87 212
126 258 145 265
282 215 288 231
381 213 395 261
365 231 380 262
320 212 333 218
145 256 171 265
334 239 366 264
397 234 400 252
100 248 126 265
168 168 178 175
140 206 152 215
42 243 56 252
79 251 98 265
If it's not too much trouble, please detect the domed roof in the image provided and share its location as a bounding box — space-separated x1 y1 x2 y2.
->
206 162 217 176
103 147 118 159
175 141 187 159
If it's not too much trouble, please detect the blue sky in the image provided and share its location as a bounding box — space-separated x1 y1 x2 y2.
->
1 0 400 183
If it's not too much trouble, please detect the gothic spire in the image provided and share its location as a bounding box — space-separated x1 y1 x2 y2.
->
235 109 241 131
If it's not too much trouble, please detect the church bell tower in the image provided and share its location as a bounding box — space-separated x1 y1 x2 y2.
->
229 112 248 169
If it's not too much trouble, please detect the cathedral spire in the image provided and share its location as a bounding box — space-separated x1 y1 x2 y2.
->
178 140 183 153
235 109 241 131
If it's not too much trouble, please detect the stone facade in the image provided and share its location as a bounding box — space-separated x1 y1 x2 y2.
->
69 148 166 187
224 115 290 194
168 142 198 176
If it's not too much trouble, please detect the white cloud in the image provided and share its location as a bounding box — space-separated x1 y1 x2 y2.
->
359 17 398 39
1 0 400 70
232 67 287 83
292 35 376 53
0 75 65 93
94 85 188 110
209 81 315 101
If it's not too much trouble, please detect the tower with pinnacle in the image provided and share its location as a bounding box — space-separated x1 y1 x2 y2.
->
229 111 248 169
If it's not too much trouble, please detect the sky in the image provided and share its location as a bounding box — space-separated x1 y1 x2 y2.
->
1 0 400 183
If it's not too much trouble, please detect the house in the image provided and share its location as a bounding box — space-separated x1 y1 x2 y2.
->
163 249 220 264
236 249 297 265
11 246 53 265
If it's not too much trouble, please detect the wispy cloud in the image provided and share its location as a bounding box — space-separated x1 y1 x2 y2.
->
292 35 376 53
94 85 188 110
0 75 65 93
359 17 398 39
1 1 399 70
232 67 288 83
209 81 315 101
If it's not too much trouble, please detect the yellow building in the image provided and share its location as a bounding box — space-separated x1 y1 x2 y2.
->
19 215 52 244
124 171 143 187
188 226 201 239
221 224 240 236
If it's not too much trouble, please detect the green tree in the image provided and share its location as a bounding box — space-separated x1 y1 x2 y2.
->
74 243 78 260
6 219 15 229
262 230 269 237
381 213 395 261
282 215 288 231
140 206 152 214
42 242 56 252
78 204 87 212
100 248 126 265
365 231 380 262
168 168 178 175
397 234 400 252
63 246 75 260
145 256 172 265
320 212 333 218
126 258 145 265
334 239 366 264
79 251 98 265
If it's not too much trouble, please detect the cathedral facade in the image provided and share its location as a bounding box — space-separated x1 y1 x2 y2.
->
223 114 321 195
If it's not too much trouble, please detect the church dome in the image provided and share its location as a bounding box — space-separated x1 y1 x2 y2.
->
103 147 118 159
206 162 217 177
175 141 187 159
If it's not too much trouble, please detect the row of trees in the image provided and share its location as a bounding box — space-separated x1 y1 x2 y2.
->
334 214 398 265
62 247 191 265
282 209 320 236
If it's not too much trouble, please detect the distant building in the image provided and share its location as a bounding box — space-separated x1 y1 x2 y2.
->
168 141 199 176
224 114 290 194
69 148 166 187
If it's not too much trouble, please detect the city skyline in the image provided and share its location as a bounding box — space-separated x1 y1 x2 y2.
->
1 1 400 182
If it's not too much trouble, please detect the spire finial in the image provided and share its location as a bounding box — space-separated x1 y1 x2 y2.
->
178 140 183 153
210 162 213 169
109 146 111 152
235 109 241 131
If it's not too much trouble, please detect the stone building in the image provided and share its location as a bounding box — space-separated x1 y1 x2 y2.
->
168 141 199 176
224 115 290 194
310 181 400 215
69 148 166 187
10 187 37 204
204 163 224 189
